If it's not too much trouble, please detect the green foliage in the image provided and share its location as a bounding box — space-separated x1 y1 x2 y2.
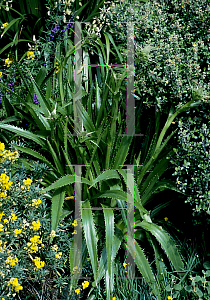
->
163 262 210 300
106 0 210 115
170 115 210 217
0 0 47 56
0 142 74 299
0 27 204 299
112 256 157 300
1 0 210 299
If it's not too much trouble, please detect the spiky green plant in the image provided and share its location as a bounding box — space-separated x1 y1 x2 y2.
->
0 30 203 300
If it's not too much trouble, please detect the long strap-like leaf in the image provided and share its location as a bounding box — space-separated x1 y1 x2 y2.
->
0 123 46 148
138 221 185 277
101 203 115 300
82 200 99 284
50 187 65 244
126 236 162 300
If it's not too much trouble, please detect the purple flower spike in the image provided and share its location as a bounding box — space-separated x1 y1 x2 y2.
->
8 79 14 94
33 93 39 105
0 89 3 104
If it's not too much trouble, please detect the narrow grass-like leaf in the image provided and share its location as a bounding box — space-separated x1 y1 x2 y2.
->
104 33 110 65
82 199 98 284
101 203 114 300
12 145 56 171
138 221 185 277
50 187 65 243
126 237 162 300
113 136 133 169
41 175 91 193
29 71 51 117
117 169 148 218
68 232 83 297
0 124 46 148
92 190 148 213
46 139 64 176
88 170 120 189
105 32 124 65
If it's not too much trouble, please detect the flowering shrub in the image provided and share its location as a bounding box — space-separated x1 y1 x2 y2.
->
0 141 73 299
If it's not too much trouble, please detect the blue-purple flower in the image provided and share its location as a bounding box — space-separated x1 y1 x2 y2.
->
0 89 3 104
48 24 60 41
8 79 14 94
48 18 74 41
33 93 39 105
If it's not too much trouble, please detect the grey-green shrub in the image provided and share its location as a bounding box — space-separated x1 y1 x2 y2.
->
106 0 210 115
170 115 210 217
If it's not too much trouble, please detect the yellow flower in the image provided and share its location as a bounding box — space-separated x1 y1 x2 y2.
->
32 219 41 231
32 198 42 208
3 219 8 224
0 142 5 151
27 51 35 60
33 256 45 270
154 28 157 32
123 262 127 267
65 196 74 200
72 219 78 226
0 72 2 78
14 228 21 237
0 211 5 221
23 178 32 188
10 213 17 222
55 252 62 259
0 192 7 198
0 224 4 232
50 230 58 238
164 217 168 221
5 256 18 267
168 297 172 300
4 58 13 67
75 288 81 295
30 235 41 244
28 243 38 253
112 297 116 300
1 23 8 29
72 266 81 274
8 278 23 292
82 280 89 289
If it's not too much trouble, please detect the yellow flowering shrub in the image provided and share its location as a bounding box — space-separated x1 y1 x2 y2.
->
0 141 73 299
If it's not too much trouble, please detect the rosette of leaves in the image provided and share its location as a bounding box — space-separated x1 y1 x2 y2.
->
0 26 204 300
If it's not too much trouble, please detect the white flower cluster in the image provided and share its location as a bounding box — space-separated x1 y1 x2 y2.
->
0 0 13 11
85 2 116 38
